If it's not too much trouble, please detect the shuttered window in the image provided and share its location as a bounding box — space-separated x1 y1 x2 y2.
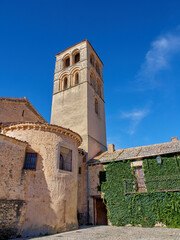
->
24 153 37 170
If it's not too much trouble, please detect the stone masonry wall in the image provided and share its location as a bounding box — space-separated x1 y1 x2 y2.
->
0 135 27 239
0 101 42 123
0 200 25 239
0 135 27 200
4 126 79 237
88 164 104 224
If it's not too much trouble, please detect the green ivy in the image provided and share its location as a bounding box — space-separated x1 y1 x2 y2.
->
101 156 180 228
143 156 180 191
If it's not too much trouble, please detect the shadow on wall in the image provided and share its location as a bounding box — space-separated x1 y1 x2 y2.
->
20 153 59 238
0 153 58 239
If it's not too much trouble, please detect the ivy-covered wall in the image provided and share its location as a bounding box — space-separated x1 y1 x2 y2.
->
101 155 180 228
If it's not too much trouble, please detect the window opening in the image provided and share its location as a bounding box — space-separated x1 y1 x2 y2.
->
75 53 80 63
90 54 95 66
24 153 37 170
95 98 98 114
99 171 106 185
59 147 72 172
135 167 146 192
97 81 101 97
90 72 96 89
90 72 94 85
75 73 79 85
65 57 70 67
63 77 68 89
95 62 100 75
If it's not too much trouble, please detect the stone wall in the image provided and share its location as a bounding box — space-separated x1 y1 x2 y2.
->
2 123 80 237
88 164 104 224
0 100 45 123
0 200 25 239
0 135 27 200
0 134 27 239
78 153 87 224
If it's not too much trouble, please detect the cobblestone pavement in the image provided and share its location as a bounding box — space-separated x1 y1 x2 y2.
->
18 226 180 240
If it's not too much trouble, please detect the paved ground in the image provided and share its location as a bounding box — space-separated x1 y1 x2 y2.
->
17 226 180 240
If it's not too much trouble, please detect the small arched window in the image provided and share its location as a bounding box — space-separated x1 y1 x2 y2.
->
64 57 70 68
95 98 98 114
99 87 101 97
90 72 93 85
75 72 79 85
95 62 100 75
97 81 101 97
90 54 95 66
74 53 80 63
90 72 96 89
63 77 68 89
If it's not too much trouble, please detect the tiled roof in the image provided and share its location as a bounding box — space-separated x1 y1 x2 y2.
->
1 121 82 146
0 133 28 145
88 140 180 165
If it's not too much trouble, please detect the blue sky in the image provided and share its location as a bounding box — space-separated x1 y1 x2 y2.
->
1 0 180 149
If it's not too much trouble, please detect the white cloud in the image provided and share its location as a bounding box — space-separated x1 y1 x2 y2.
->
121 109 149 135
137 29 180 88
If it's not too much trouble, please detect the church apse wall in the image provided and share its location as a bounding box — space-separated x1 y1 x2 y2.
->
0 122 82 238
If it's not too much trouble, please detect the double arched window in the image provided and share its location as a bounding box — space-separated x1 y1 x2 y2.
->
90 71 96 90
63 51 80 69
95 62 100 75
90 53 102 76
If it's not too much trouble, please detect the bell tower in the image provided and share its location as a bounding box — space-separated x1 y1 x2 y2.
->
50 40 107 159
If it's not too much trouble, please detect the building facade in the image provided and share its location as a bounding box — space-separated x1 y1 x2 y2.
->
88 139 180 227
0 100 82 238
51 40 107 159
1 40 180 238
50 40 107 224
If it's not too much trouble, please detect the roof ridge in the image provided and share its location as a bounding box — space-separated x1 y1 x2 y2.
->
114 140 177 152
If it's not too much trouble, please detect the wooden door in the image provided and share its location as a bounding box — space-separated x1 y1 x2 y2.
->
95 198 108 225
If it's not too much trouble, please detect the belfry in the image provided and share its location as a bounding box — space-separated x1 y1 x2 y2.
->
51 40 107 160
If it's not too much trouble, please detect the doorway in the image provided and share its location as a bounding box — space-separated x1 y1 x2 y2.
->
94 197 108 225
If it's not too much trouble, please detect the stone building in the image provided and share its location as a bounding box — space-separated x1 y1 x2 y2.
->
0 97 82 238
0 121 82 238
88 139 180 226
0 97 46 126
0 40 107 238
51 40 107 223
0 40 180 238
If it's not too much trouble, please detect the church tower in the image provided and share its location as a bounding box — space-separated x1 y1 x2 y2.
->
51 40 107 159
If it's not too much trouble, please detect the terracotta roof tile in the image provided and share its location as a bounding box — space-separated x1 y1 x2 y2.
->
88 140 180 165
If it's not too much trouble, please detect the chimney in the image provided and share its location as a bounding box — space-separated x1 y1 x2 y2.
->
171 137 178 142
108 144 115 153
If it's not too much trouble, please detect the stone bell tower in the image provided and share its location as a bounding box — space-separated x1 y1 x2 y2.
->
51 40 107 159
